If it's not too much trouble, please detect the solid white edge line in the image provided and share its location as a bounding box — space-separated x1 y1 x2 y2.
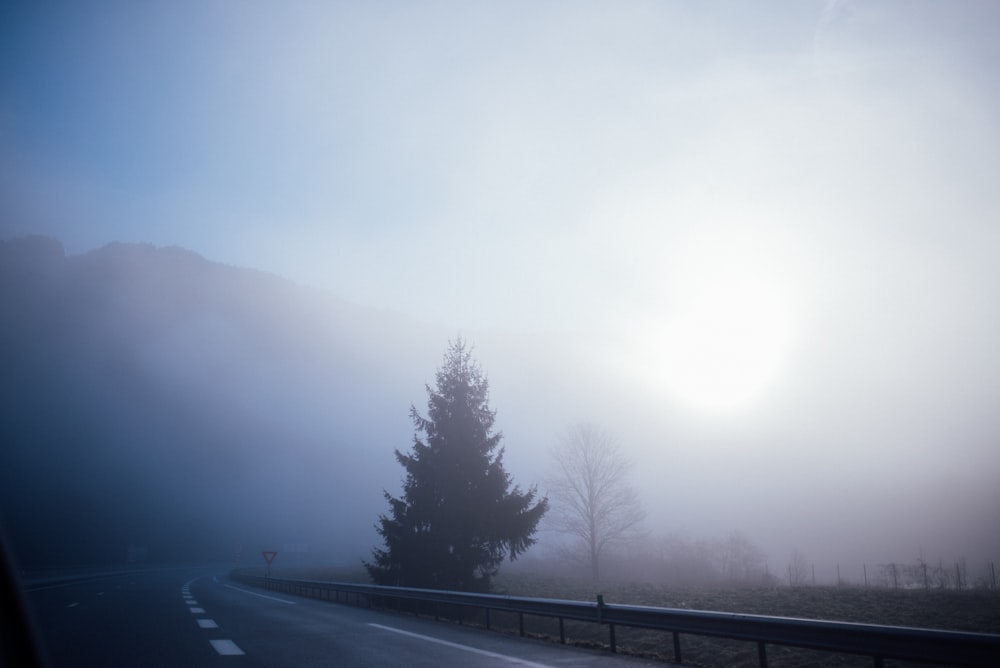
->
368 623 555 668
209 639 245 656
222 583 296 605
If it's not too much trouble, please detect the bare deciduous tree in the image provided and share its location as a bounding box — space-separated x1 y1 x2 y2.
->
788 549 810 587
715 530 768 584
547 422 645 581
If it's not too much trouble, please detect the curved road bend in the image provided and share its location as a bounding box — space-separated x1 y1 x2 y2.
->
24 567 668 667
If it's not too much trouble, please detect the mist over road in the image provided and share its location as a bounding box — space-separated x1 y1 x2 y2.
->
23 566 663 667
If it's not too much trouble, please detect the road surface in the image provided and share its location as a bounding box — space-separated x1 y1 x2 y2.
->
24 567 667 666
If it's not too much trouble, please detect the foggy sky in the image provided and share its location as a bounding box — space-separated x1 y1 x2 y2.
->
2 2 999 576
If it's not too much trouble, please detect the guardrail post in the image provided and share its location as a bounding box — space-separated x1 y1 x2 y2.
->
559 618 565 644
518 612 524 637
485 608 491 630
758 641 767 668
873 656 884 668
672 631 682 663
609 624 616 653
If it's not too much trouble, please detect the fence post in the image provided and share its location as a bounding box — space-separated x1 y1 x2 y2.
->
673 631 682 664
758 641 768 668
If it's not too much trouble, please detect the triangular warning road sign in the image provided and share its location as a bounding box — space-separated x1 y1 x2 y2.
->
262 551 277 566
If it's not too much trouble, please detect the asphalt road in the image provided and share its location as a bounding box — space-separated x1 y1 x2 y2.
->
23 567 667 667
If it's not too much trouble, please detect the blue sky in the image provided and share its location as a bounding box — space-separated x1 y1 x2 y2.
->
3 0 1000 567
4 0 1000 404
2 1 996 328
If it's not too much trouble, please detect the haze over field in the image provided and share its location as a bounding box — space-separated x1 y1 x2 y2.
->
2 2 998 579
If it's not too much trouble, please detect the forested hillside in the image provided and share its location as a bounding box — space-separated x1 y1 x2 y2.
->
0 236 440 568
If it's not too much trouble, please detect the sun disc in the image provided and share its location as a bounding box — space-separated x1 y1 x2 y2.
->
655 278 793 414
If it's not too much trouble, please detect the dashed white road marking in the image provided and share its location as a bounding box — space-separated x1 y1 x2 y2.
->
67 602 79 608
182 575 251 657
223 583 295 605
368 624 555 668
209 639 245 656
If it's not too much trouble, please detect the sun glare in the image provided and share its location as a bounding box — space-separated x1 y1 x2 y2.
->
633 246 797 415
661 282 790 412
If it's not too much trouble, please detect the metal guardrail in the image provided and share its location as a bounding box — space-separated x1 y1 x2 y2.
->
229 570 1000 667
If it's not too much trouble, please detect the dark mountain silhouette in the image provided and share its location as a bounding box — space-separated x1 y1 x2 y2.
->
0 236 447 569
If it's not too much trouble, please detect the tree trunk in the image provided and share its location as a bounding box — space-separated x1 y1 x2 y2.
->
590 537 599 581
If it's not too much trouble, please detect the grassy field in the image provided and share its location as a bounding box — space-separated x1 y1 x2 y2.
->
488 572 1000 667
493 572 1000 631
281 566 1000 667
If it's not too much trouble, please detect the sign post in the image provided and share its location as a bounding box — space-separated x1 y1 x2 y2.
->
262 550 278 577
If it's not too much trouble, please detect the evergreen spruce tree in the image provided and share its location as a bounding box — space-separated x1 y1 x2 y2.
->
365 338 547 592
